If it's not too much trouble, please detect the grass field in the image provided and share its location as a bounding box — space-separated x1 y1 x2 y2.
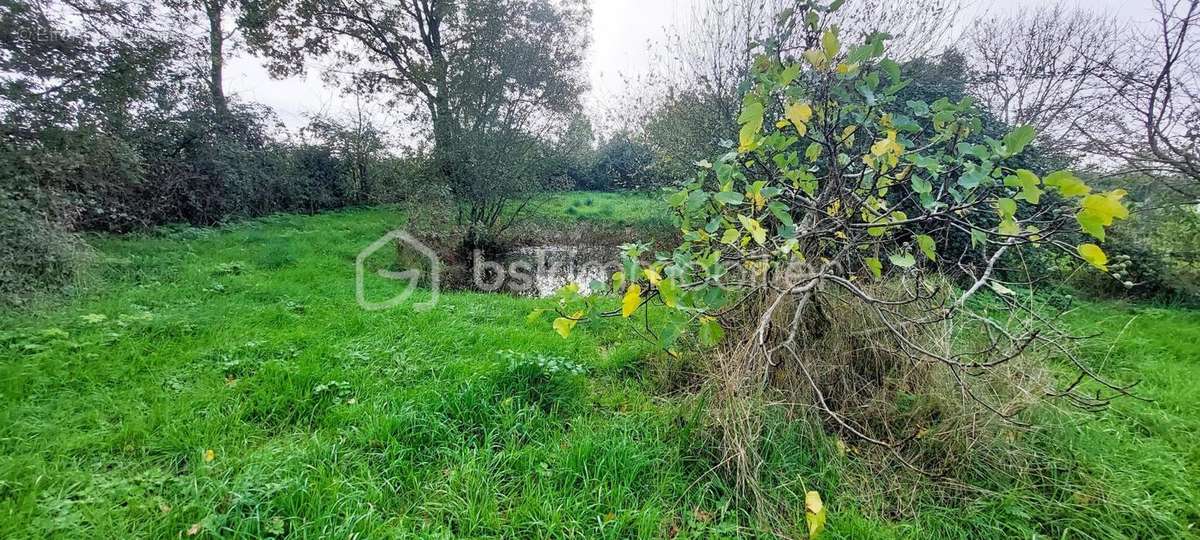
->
1 193 1197 538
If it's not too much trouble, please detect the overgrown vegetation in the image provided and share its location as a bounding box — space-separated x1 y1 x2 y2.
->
539 6 1143 528
2 0 1200 537
0 200 1196 538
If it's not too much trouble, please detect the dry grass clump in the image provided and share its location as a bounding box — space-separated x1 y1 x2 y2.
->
699 275 1060 522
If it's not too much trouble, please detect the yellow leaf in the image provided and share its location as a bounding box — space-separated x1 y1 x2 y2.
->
999 217 1021 236
804 49 828 69
1077 189 1130 240
622 284 642 318
737 215 767 245
805 491 827 539
203 449 215 463
1080 190 1130 226
552 311 584 338
643 268 662 286
1044 170 1091 198
786 102 813 136
870 130 901 158
1078 244 1109 271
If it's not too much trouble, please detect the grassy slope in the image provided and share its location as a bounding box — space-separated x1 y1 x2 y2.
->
1 192 1197 539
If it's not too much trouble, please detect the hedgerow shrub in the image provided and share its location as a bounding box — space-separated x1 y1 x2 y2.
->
0 191 90 306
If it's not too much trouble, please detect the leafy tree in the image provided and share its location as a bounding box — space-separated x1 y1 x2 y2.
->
303 105 391 204
241 0 590 247
0 0 180 135
640 91 732 184
548 113 599 189
590 133 656 191
162 0 260 123
537 2 1135 446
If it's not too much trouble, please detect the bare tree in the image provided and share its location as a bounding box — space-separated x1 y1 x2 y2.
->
966 5 1122 157
1089 0 1200 199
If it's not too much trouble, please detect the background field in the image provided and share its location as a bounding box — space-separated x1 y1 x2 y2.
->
1 194 1197 539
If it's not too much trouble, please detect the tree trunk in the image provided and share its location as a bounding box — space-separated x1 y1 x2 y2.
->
205 0 228 120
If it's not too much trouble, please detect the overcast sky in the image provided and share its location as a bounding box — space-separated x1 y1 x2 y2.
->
223 0 1158 132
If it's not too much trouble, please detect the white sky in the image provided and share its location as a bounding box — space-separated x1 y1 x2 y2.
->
224 0 1159 133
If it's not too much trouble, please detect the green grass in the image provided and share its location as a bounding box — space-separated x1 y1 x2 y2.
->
530 191 673 229
1 196 1197 538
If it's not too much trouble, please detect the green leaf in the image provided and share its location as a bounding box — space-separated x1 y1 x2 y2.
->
714 191 745 205
738 99 765 152
1007 169 1044 204
657 278 681 308
526 309 546 324
916 234 937 261
970 229 988 248
911 176 932 194
1003 125 1036 156
997 198 1017 219
768 202 794 226
611 271 625 291
720 228 740 244
699 317 724 347
555 282 580 299
805 142 822 162
778 63 802 86
822 27 841 58
1078 243 1108 271
658 321 682 350
737 215 767 245
889 252 916 268
879 58 900 83
1077 212 1106 241
738 99 764 125
865 257 883 279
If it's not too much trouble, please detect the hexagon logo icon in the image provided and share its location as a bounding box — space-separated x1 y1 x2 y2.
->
355 230 439 312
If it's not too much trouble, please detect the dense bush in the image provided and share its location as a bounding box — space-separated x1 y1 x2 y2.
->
0 191 90 305
588 133 660 191
1071 205 1200 303
640 92 733 184
0 88 430 303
